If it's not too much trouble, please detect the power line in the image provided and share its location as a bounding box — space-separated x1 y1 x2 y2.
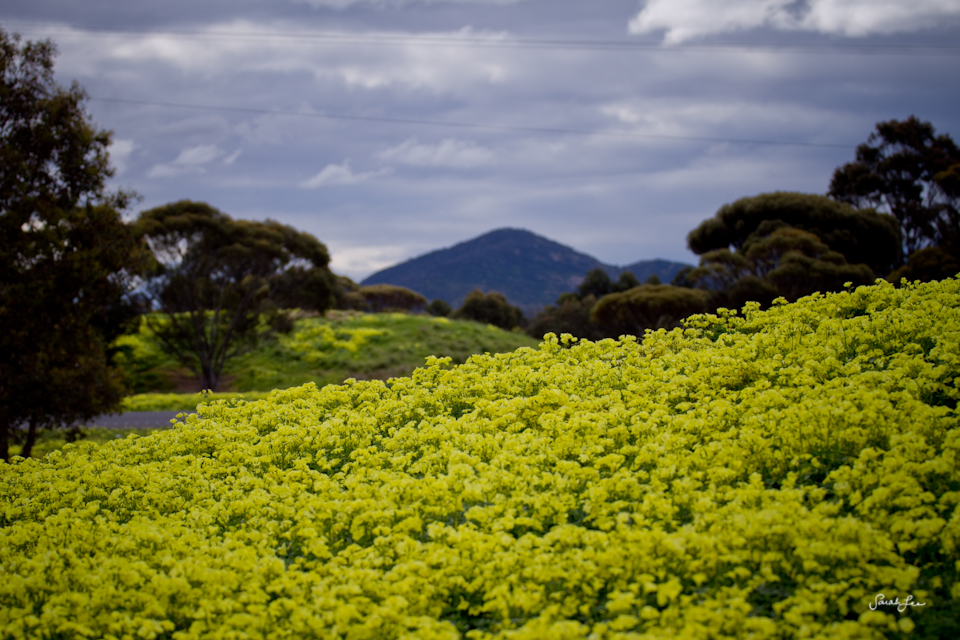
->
89 96 855 149
8 22 960 56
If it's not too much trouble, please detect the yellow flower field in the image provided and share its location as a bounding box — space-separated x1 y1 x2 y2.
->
2 278 958 639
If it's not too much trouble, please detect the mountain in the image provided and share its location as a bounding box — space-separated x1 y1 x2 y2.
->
360 228 692 316
620 258 690 285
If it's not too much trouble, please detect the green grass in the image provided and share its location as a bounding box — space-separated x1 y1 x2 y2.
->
115 310 540 405
121 391 273 412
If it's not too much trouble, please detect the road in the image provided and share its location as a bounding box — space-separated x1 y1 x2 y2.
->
82 411 196 429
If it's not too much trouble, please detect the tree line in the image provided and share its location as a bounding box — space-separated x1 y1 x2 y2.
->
2 27 959 460
524 118 960 341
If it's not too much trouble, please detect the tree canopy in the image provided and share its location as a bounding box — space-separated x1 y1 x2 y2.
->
526 294 606 342
0 29 146 461
590 284 713 337
356 284 427 313
451 290 525 330
686 192 900 276
829 116 960 260
683 193 888 308
135 200 337 391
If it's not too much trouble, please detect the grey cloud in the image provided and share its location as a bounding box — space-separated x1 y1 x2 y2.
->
3 0 958 281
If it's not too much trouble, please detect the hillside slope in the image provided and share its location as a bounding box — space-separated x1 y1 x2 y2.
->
5 278 959 638
114 311 539 394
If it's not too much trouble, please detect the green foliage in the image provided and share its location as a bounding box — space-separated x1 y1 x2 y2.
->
889 246 960 284
830 116 960 259
451 289 525 330
590 284 713 335
526 294 606 342
333 274 366 310
135 200 338 391
0 28 147 461
686 194 891 305
577 267 613 298
670 265 696 288
687 191 900 276
740 227 873 301
121 392 273 412
428 298 452 317
2 278 959 638
615 271 642 291
356 284 427 313
529 272 685 342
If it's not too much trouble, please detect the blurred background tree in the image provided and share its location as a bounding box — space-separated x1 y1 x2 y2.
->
135 200 338 391
686 192 896 302
0 29 147 460
427 298 452 317
355 284 427 313
451 290 525 331
590 284 713 336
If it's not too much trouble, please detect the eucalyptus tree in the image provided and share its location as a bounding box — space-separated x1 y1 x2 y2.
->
0 29 146 460
135 201 337 391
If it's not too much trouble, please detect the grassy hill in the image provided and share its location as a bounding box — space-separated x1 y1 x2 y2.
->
115 310 540 398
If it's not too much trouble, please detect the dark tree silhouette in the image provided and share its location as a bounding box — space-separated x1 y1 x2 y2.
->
687 192 900 276
0 29 147 460
829 116 960 260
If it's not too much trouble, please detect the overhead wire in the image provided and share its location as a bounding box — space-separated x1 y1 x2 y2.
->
5 22 960 56
88 97 856 149
8 20 930 148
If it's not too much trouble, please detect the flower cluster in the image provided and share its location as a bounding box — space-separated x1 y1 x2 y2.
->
281 322 387 362
2 278 958 639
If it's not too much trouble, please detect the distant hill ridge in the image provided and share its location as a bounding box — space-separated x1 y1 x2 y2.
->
360 228 692 316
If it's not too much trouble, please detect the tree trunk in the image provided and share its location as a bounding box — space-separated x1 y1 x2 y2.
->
0 420 9 463
20 420 38 458
201 362 219 392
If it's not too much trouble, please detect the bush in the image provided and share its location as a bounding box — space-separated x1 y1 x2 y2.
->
428 299 452 317
451 289 525 330
526 294 606 341
357 284 428 313
590 283 713 336
2 277 959 639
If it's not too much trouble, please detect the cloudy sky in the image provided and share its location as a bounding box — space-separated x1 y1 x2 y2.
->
3 1 959 281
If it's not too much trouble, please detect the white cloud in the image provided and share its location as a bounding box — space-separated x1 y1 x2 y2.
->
629 0 960 43
108 139 137 175
328 244 417 280
379 138 496 168
55 21 513 92
175 144 222 165
599 98 850 147
147 144 227 178
299 161 390 188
